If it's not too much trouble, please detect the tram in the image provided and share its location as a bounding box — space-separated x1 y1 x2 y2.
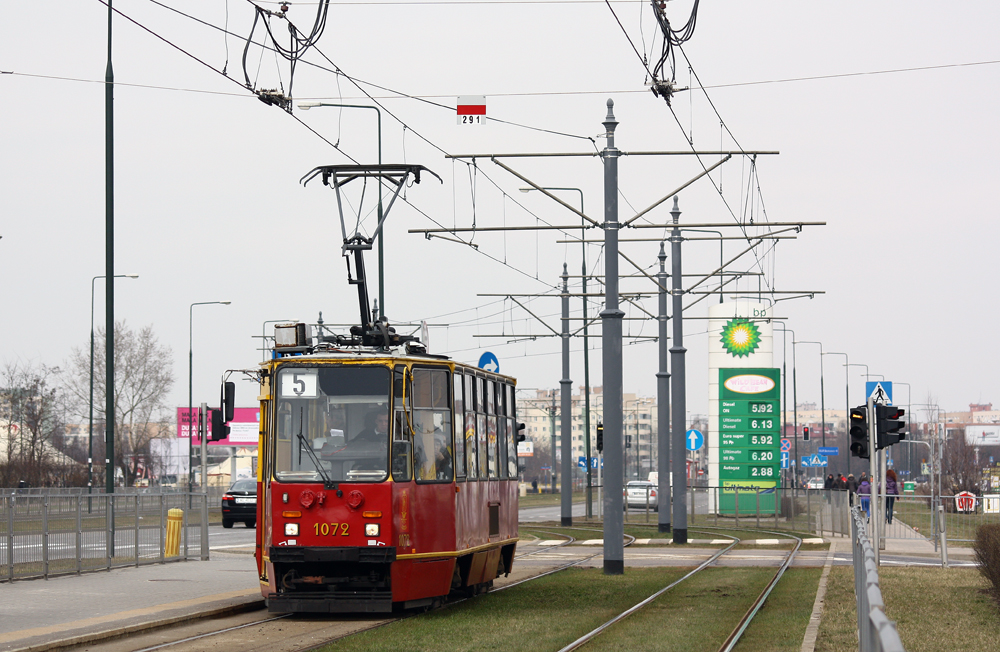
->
224 163 520 613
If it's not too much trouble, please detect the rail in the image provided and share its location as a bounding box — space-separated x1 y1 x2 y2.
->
851 506 906 652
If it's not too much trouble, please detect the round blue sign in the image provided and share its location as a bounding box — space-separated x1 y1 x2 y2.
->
478 351 500 373
685 429 704 451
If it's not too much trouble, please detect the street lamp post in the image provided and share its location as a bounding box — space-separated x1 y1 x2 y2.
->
773 324 792 486
89 274 137 501
796 341 825 449
775 325 798 484
188 301 231 494
520 186 593 517
825 352 849 476
298 102 384 317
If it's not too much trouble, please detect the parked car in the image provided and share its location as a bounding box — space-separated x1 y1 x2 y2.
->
624 480 658 511
806 477 824 490
222 478 257 528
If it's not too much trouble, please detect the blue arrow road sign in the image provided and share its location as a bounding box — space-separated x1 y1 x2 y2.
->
781 451 790 469
865 381 892 405
685 429 704 451
818 446 839 456
801 456 812 468
809 454 828 467
478 351 500 373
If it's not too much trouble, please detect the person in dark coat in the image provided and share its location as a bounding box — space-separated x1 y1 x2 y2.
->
884 469 900 524
824 474 834 490
846 473 858 506
857 476 871 519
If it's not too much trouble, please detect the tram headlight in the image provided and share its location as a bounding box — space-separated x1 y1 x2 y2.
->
365 523 380 537
284 523 299 536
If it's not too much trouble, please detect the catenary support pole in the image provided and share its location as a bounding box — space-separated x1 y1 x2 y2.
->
670 197 688 544
657 242 671 533
560 264 573 526
104 0 116 558
601 100 625 574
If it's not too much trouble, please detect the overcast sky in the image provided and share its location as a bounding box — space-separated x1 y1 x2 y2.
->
2 1 997 424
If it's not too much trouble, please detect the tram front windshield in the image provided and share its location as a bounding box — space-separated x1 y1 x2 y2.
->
274 365 390 483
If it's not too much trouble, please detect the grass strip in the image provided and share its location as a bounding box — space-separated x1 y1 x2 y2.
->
882 567 1000 652
730 568 822 652
572 567 779 651
317 567 690 652
315 566 811 652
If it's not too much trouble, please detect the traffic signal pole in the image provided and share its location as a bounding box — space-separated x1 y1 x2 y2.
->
868 396 879 565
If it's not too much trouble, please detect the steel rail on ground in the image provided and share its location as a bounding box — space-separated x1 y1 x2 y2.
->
555 529 741 652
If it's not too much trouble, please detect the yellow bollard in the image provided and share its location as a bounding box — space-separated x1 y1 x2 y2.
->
165 508 183 557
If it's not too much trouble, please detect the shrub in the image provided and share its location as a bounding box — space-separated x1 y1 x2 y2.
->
973 523 1000 605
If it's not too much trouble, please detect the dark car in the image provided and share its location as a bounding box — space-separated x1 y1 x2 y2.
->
222 478 257 528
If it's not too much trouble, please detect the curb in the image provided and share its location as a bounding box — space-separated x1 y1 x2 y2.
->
4 596 266 652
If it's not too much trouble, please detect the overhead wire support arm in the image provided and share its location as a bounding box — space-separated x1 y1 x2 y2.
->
445 150 779 159
488 158 601 228
621 155 730 227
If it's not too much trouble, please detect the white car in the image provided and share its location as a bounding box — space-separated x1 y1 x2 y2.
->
806 477 824 490
624 481 658 511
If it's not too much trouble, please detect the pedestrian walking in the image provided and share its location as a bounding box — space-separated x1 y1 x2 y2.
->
858 475 871 519
884 469 900 525
846 473 858 506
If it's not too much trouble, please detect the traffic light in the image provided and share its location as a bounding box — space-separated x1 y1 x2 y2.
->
802 426 810 442
596 423 604 453
210 408 229 441
849 406 869 459
875 405 906 449
625 435 632 449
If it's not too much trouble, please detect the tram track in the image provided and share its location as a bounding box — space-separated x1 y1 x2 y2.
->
554 525 802 652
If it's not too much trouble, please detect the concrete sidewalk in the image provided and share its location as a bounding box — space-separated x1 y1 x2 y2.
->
0 549 262 652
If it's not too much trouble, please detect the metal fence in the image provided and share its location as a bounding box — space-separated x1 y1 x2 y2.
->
851 506 906 652
620 485 853 536
1 492 211 582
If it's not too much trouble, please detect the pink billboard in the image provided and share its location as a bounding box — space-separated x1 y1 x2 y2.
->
176 407 260 446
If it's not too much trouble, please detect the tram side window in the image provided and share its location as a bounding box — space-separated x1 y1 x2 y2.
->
506 384 519 478
496 381 508 479
479 378 492 479
486 380 499 479
453 372 466 479
490 380 507 478
464 374 477 480
412 368 453 482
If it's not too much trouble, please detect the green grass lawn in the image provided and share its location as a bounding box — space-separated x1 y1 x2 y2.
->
818 563 1000 652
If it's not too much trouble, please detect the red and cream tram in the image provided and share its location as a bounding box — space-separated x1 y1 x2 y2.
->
247 324 520 613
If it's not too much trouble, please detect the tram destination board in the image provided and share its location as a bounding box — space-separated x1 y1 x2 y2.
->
719 368 781 514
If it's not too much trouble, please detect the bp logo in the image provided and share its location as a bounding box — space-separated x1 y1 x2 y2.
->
720 319 761 358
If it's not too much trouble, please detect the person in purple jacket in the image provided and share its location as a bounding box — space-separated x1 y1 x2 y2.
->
884 469 900 525
857 473 871 519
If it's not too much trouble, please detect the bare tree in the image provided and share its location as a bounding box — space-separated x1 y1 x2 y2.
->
65 321 175 486
942 427 981 496
0 361 67 486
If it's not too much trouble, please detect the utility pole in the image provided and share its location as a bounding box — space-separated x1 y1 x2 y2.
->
657 241 671 532
560 264 573 526
601 100 625 574
669 197 688 544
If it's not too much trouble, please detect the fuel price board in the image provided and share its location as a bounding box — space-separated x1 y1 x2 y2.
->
718 368 781 513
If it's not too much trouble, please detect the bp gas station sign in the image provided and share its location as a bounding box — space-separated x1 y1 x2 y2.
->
718 368 781 514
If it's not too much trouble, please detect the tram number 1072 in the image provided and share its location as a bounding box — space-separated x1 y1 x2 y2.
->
750 466 775 478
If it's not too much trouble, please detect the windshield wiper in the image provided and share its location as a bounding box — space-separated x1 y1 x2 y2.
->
296 408 339 492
